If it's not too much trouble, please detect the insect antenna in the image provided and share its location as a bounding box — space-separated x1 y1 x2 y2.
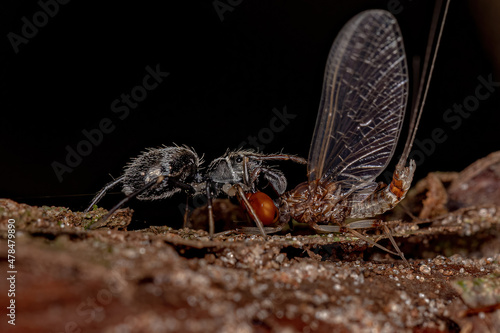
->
398 0 451 167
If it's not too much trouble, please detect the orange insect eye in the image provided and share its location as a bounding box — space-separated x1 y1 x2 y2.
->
242 192 279 225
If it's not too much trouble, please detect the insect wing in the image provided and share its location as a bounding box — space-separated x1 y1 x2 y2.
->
307 10 409 192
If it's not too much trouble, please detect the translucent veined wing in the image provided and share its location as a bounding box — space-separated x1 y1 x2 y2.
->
307 10 409 192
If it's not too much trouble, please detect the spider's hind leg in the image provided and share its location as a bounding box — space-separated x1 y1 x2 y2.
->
84 175 125 213
88 176 165 230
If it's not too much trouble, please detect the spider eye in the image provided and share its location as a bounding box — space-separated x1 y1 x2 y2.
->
235 157 243 163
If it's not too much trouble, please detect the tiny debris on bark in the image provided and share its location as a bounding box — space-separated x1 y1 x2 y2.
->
1 152 500 333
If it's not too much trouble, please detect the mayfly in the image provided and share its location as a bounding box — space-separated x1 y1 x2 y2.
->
241 2 450 263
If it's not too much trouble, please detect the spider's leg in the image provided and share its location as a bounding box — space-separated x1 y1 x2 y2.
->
183 196 190 229
84 175 125 213
206 182 215 238
236 184 267 237
88 176 164 230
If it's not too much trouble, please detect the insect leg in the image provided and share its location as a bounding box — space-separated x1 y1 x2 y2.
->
84 175 125 213
88 176 164 230
383 224 409 267
183 196 190 229
206 182 215 238
314 221 409 266
313 224 398 256
242 156 250 187
312 220 381 231
237 225 284 234
347 228 409 266
347 219 386 229
312 225 341 232
235 184 267 237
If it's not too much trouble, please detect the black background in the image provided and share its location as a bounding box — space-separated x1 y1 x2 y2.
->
1 0 499 228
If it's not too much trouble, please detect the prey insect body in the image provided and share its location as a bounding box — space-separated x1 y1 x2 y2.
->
242 9 414 237
252 5 449 263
